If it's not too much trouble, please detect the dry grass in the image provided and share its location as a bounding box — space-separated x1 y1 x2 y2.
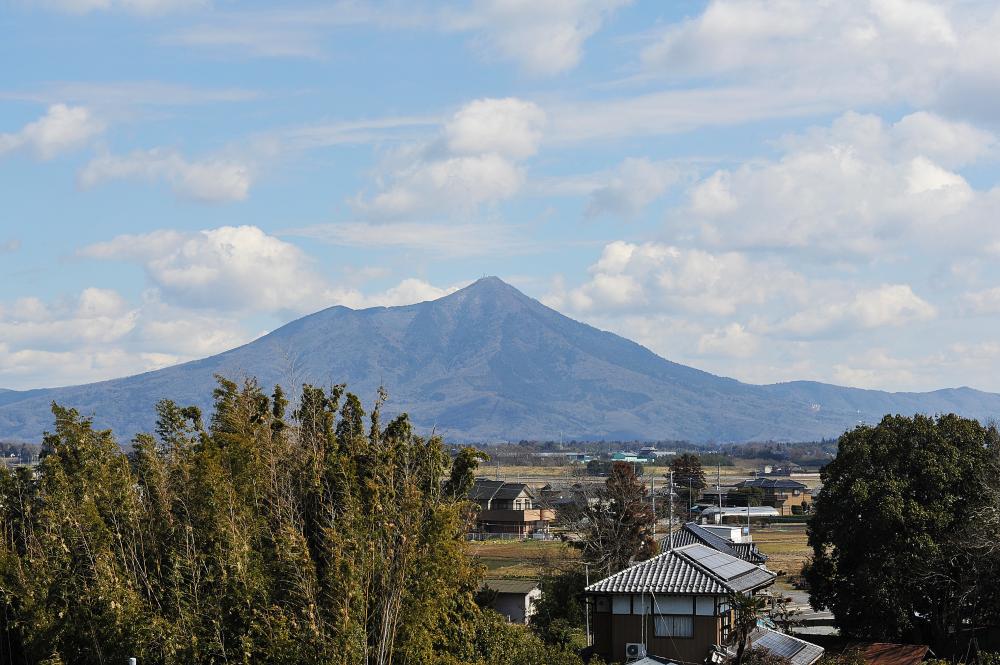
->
753 525 812 576
469 539 581 579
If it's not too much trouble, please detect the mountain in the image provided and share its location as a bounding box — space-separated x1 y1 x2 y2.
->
2 277 999 443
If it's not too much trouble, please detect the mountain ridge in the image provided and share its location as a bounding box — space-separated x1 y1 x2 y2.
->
2 276 999 443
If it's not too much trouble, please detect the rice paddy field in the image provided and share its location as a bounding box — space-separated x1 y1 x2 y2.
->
470 539 581 579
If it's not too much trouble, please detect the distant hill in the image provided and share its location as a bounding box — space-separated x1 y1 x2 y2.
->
2 277 999 443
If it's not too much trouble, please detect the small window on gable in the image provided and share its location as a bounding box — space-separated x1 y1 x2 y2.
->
654 615 693 638
594 596 610 614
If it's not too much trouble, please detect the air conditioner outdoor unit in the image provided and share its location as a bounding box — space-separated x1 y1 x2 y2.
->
625 642 647 660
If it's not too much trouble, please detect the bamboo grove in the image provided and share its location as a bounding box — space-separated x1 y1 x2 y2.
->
0 377 584 665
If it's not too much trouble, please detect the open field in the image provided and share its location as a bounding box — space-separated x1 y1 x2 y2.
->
490 463 824 490
753 524 812 579
469 539 581 580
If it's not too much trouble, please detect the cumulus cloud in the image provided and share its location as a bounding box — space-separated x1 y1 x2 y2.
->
685 111 988 255
0 104 104 160
586 158 681 218
453 0 631 76
0 287 252 389
79 226 331 313
79 225 467 316
0 288 138 351
639 0 1000 119
79 149 252 202
697 323 759 358
552 240 806 316
767 284 936 339
355 97 545 219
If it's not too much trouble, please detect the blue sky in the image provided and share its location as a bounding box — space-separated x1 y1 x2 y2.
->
3 0 1000 393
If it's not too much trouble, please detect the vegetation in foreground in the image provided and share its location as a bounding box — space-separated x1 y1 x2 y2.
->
807 414 1000 654
0 378 586 665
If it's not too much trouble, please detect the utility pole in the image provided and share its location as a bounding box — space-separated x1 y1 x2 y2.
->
718 464 722 510
668 471 674 551
651 475 656 541
585 563 592 646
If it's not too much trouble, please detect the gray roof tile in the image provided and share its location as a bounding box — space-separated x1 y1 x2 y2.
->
585 543 775 595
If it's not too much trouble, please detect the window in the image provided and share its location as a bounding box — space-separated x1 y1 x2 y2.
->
632 595 652 615
613 595 632 614
654 615 693 638
594 596 610 614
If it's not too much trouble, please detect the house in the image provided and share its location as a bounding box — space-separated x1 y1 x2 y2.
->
479 579 542 624
732 478 812 516
855 643 933 665
612 451 642 463
584 543 776 663
468 478 555 537
663 522 769 565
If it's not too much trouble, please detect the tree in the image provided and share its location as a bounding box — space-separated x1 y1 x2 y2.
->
530 567 588 647
806 413 1000 654
566 462 657 577
0 379 589 665
444 446 490 499
730 592 767 665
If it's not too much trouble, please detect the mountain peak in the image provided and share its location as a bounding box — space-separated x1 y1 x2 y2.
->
462 275 520 294
4 274 1000 444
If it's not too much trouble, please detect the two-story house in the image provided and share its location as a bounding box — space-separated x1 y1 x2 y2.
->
468 478 555 537
733 478 812 516
584 543 777 663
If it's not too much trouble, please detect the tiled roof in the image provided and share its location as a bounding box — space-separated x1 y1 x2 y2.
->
732 542 769 564
859 643 931 665
738 478 808 490
585 543 775 595
469 478 533 503
748 628 825 665
660 523 769 564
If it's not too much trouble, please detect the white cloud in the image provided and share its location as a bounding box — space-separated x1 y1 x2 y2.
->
364 278 462 307
697 323 759 358
549 240 806 316
79 226 331 313
586 158 681 217
453 0 631 76
685 111 985 255
768 284 936 338
0 288 137 350
78 225 467 316
832 349 920 390
638 0 1000 118
0 104 104 160
961 287 1000 316
79 149 252 202
0 287 252 389
355 97 545 219
445 97 546 159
